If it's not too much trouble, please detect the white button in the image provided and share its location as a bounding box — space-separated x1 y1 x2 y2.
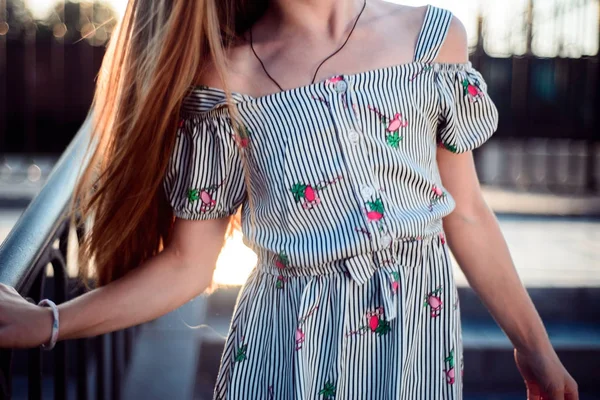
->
335 80 348 93
360 184 375 199
381 234 392 247
348 130 360 144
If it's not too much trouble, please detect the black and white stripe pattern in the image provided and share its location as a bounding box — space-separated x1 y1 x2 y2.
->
162 4 498 399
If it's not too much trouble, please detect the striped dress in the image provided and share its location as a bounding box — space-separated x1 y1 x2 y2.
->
163 5 499 400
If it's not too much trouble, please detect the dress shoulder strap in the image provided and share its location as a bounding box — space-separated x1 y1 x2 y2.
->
413 5 454 63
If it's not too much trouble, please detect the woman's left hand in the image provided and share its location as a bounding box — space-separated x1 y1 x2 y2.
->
514 347 579 400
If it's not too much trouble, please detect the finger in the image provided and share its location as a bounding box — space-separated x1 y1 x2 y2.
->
528 382 543 400
528 387 542 400
544 386 565 400
564 379 579 400
0 283 17 293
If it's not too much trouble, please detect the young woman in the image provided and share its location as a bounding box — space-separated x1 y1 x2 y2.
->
0 0 578 399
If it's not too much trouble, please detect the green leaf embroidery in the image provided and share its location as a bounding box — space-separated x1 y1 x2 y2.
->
290 183 307 203
234 344 247 362
187 188 199 202
375 318 391 336
386 132 403 148
445 349 455 369
318 381 336 399
366 198 385 214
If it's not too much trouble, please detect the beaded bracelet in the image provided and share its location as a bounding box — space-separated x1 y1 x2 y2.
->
38 299 59 351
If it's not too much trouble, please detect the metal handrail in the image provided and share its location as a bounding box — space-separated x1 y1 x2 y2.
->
0 115 93 292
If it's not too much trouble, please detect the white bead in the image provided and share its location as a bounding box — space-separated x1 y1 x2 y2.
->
360 184 375 199
348 130 360 144
381 234 392 247
335 80 348 93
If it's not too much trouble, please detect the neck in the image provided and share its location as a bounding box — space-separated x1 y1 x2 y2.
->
264 0 366 38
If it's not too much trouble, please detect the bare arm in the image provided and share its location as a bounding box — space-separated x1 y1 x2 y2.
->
59 216 229 340
437 150 551 352
0 216 230 346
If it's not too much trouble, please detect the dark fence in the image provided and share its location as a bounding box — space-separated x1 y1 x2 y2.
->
0 120 138 400
472 54 599 194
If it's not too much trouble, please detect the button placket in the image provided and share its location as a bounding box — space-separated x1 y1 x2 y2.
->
327 77 393 245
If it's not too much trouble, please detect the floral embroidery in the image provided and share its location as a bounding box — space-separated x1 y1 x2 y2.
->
274 251 288 269
364 197 385 232
354 227 372 238
274 250 289 289
390 271 400 294
290 175 343 210
409 63 433 81
342 92 350 108
351 102 360 119
462 78 484 103
319 381 336 399
428 185 447 211
439 231 446 244
178 118 185 128
325 76 343 85
424 286 443 317
311 95 331 108
295 328 305 350
444 349 456 384
187 178 226 211
368 105 408 148
295 304 319 351
275 275 287 289
367 308 391 335
234 343 248 362
402 235 422 242
346 307 391 337
437 137 458 153
236 125 250 148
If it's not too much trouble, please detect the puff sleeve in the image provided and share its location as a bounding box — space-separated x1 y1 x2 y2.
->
162 114 247 220
435 62 499 153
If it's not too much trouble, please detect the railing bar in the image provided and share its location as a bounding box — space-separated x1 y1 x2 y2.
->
111 331 121 400
75 337 88 400
27 271 45 400
95 335 106 400
124 329 133 368
0 349 13 399
52 252 69 400
66 281 87 400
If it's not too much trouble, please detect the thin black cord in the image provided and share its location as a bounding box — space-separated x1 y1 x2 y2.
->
249 0 367 92
249 28 284 92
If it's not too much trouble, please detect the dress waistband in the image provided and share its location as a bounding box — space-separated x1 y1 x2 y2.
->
254 232 446 323
254 231 446 285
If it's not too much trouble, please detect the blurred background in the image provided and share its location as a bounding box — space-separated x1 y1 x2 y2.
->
0 0 599 399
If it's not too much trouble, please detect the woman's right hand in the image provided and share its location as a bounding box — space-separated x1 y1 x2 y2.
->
0 283 54 349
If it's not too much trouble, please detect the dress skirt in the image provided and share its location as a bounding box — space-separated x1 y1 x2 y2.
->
212 233 464 400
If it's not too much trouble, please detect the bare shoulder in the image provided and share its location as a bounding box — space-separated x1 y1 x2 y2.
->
371 1 429 35
436 12 469 63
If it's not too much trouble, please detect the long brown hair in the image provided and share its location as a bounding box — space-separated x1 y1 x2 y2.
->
69 0 267 287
